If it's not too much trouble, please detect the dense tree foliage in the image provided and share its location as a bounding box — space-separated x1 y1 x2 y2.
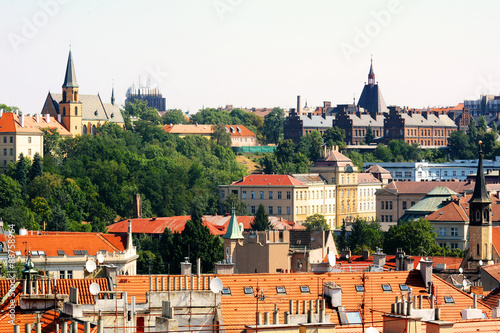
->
162 109 188 125
222 193 247 215
0 118 246 234
303 214 330 231
347 218 383 254
298 131 323 162
262 108 285 144
323 127 346 149
383 218 436 255
259 139 310 174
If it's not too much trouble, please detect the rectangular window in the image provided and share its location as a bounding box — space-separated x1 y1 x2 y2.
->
269 191 273 199
2 137 6 143
300 286 310 294
451 228 458 237
9 148 13 156
287 207 290 215
389 215 393 222
405 171 411 177
251 206 256 214
3 148 6 156
244 287 254 295
411 201 415 207
382 284 392 292
28 149 31 156
28 137 32 143
67 270 73 279
453 171 457 176
444 171 448 176
276 286 286 294
278 191 282 199
286 191 291 199
269 206 273 214
389 201 393 210
402 201 407 210
9 137 13 143
381 202 384 210
220 190 225 199
60 271 65 279
439 228 446 237
251 191 255 199
399 284 409 291
451 243 458 249
242 191 247 199
278 206 282 214
260 191 264 199
355 285 365 293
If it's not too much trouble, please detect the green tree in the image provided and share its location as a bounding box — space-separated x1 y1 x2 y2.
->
0 174 23 207
322 127 346 149
304 214 330 231
383 218 436 255
365 125 375 144
0 206 39 231
162 109 188 125
478 115 488 135
30 153 43 180
347 218 383 254
222 193 247 215
337 220 348 251
15 153 28 200
125 100 161 125
212 123 231 148
263 107 285 144
260 139 310 174
374 144 393 161
0 104 19 113
468 118 478 145
448 130 474 160
251 204 271 230
297 131 323 162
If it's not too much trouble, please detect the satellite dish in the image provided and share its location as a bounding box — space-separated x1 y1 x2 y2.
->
97 253 104 264
365 328 380 333
328 253 336 267
210 277 223 294
86 260 96 273
89 283 100 295
459 267 463 274
479 260 483 266
345 254 350 260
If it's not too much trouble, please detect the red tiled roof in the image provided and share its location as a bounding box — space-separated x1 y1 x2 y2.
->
56 278 109 305
426 201 469 222
107 217 223 235
231 175 306 186
115 271 491 331
493 227 500 256
483 287 500 308
357 173 381 184
384 181 471 195
14 232 126 256
0 113 71 136
225 125 256 138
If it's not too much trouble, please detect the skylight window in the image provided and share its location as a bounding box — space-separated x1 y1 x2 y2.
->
355 285 365 293
276 286 286 294
31 251 39 256
300 286 310 294
345 312 363 325
244 287 254 295
38 250 45 256
57 250 65 256
382 284 392 292
444 296 454 304
15 251 22 257
399 284 409 291
221 287 231 295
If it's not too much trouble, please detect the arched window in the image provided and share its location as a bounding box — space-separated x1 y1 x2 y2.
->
91 125 97 135
477 243 480 256
484 209 489 222
82 125 87 135
74 91 78 101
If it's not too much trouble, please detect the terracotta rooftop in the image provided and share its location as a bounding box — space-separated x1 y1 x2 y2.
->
383 181 471 195
13 232 126 257
231 175 306 186
115 270 491 331
364 164 391 175
357 173 381 184
225 125 256 137
0 112 71 136
56 278 110 305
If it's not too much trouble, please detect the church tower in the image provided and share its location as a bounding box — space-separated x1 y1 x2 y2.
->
60 49 82 136
468 141 493 269
222 208 244 266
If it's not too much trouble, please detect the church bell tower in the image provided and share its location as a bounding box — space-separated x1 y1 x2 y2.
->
60 49 82 135
468 141 493 269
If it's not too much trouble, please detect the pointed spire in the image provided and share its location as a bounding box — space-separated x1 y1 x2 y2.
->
62 49 78 88
222 207 244 239
470 141 492 204
368 56 375 85
111 81 115 106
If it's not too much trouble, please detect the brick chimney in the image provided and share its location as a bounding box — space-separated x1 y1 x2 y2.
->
419 258 433 289
297 95 301 115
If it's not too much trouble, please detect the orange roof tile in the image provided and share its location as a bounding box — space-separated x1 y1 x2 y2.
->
225 125 256 137
14 232 126 256
0 113 71 136
56 278 109 305
357 173 381 184
107 216 222 235
115 270 491 331
231 175 306 186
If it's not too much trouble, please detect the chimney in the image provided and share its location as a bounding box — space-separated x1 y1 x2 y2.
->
133 194 142 218
323 101 331 109
180 258 192 276
362 248 370 260
0 109 3 118
403 256 415 271
340 249 351 260
57 114 61 123
297 96 301 115
45 114 50 124
419 258 433 290
19 114 24 128
127 219 133 250
373 251 386 267
35 113 40 123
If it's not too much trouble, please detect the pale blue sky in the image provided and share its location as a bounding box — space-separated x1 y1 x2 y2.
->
2 0 500 114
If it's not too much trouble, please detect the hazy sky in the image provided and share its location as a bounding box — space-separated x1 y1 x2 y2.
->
2 0 500 115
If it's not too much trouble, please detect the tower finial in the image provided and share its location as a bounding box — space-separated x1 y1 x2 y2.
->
368 56 375 85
